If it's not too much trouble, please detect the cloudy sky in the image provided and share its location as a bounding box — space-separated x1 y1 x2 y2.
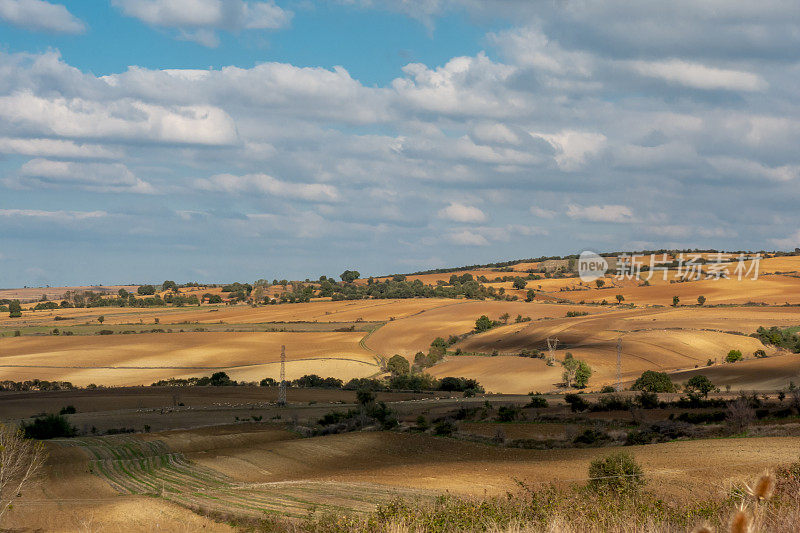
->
1 0 799 287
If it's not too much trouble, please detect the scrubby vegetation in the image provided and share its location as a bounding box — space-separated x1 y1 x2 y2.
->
21 413 77 439
152 371 483 395
754 326 800 352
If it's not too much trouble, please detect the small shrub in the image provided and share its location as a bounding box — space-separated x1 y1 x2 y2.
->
588 452 645 494
625 430 655 446
637 391 659 409
573 429 609 445
59 405 77 415
564 393 590 412
526 393 548 408
497 406 521 422
433 419 456 436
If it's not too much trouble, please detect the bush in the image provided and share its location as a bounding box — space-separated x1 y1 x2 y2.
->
526 393 548 408
725 349 743 363
497 406 521 422
631 371 676 393
433 419 456 436
59 405 77 415
573 429 609 445
564 393 590 412
625 430 655 446
21 414 77 439
637 391 659 409
588 452 645 494
591 394 631 411
474 315 495 333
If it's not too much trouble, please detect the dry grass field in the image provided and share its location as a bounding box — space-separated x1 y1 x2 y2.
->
0 331 380 386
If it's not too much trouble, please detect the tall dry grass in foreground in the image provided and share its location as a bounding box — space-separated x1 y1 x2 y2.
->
0 423 46 521
234 457 800 533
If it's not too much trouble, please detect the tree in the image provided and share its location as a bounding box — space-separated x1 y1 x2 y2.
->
563 357 591 388
474 315 494 332
631 370 676 393
386 354 410 375
97 315 105 324
499 312 510 324
685 375 715 398
137 285 156 295
209 371 233 386
118 288 128 298
8 300 21 318
525 289 536 302
697 295 706 306
615 294 624 304
595 279 605 288
562 358 579 387
340 270 361 283
512 278 527 290
725 349 743 363
0 423 46 520
574 360 592 388
672 295 680 307
588 452 645 494
162 280 178 292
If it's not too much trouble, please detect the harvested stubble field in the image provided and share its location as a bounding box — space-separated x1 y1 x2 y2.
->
449 305 800 392
53 433 432 519
0 331 380 386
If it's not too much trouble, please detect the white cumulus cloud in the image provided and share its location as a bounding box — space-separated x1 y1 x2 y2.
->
0 0 85 33
113 0 292 47
566 204 634 223
627 59 767 92
195 173 339 202
437 202 488 223
15 158 155 193
447 230 490 246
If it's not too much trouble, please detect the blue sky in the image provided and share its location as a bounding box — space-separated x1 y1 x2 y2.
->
1 0 799 287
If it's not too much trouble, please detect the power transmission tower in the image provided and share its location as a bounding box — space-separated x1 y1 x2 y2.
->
615 337 622 392
278 344 286 406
